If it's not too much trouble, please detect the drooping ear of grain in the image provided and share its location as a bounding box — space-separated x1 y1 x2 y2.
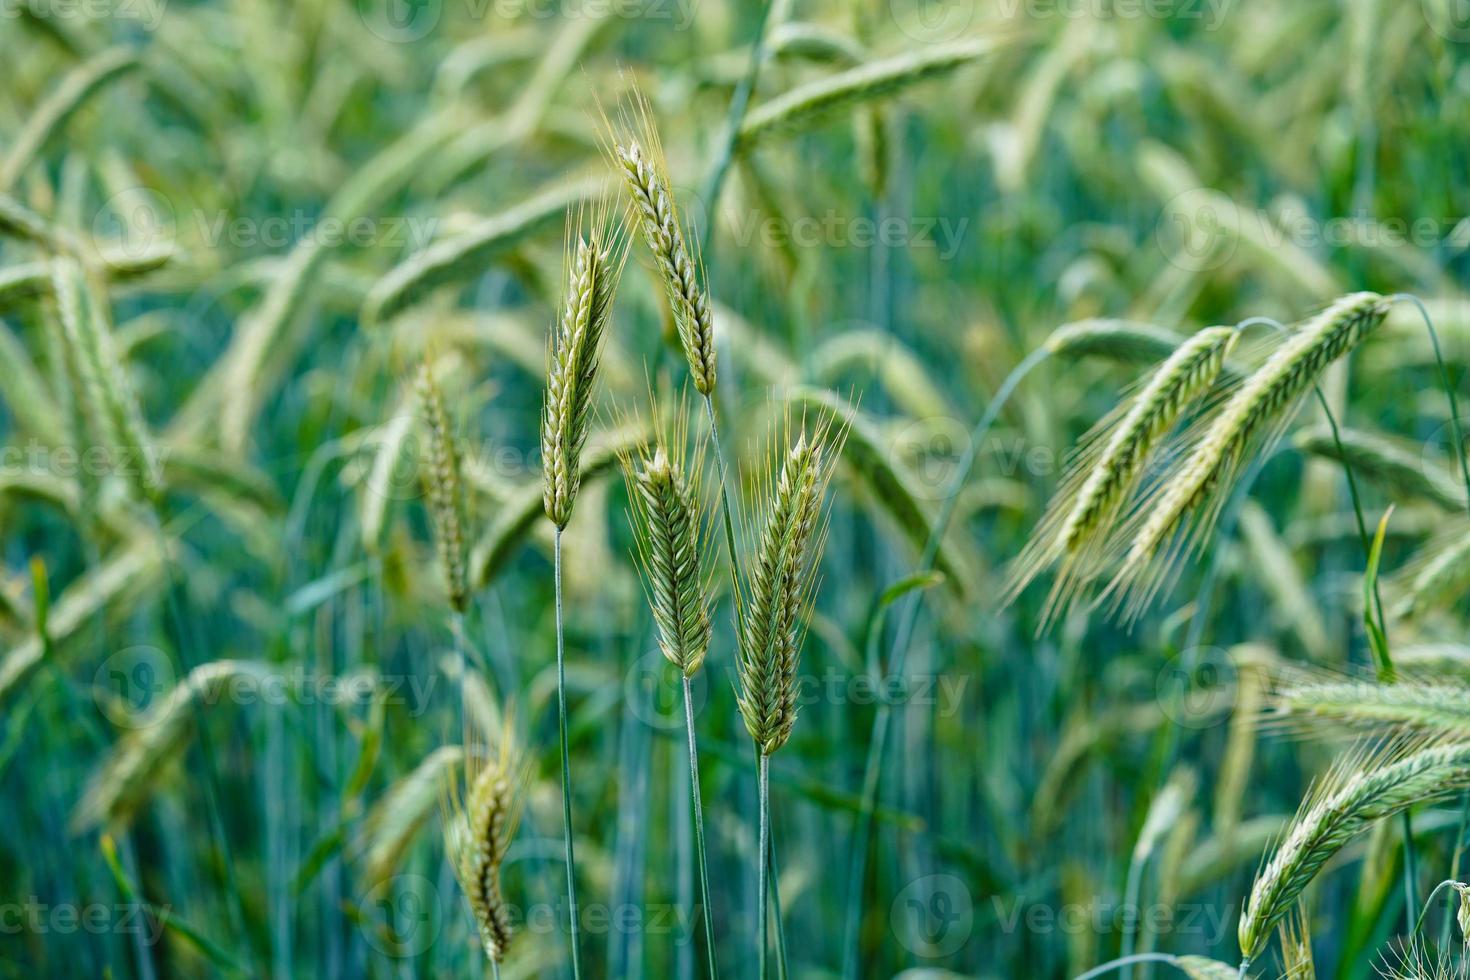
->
444 733 522 964
1107 291 1390 620
1239 740 1470 959
1004 325 1239 625
415 359 471 612
736 39 1001 149
542 221 622 528
73 660 270 831
1271 675 1470 739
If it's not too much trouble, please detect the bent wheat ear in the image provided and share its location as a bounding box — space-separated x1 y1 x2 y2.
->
610 105 716 395
415 358 471 612
1107 292 1389 620
1005 326 1239 624
736 417 841 755
542 210 626 528
1270 675 1470 739
1239 740 1470 959
621 416 713 678
73 660 270 831
444 727 523 964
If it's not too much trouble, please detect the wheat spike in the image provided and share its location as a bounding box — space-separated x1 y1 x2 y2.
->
610 105 716 395
621 413 713 678
736 417 839 756
542 208 625 528
1107 292 1390 620
415 358 471 612
1270 675 1470 739
1005 325 1239 623
1239 739 1470 959
444 725 523 965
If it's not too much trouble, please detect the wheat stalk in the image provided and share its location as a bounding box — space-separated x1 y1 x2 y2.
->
1239 740 1470 960
1107 292 1390 619
619 408 719 975
541 205 625 980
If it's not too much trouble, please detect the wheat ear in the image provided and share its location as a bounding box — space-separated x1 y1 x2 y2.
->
610 104 716 395
1270 676 1470 739
542 210 625 529
1004 325 1239 623
444 723 523 965
1239 740 1470 959
621 415 713 678
1107 292 1390 620
416 358 471 613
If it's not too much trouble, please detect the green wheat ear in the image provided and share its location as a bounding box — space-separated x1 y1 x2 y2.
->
443 719 524 965
606 92 717 396
736 415 841 756
1106 291 1390 621
621 407 713 678
542 206 626 529
1004 324 1240 626
415 357 470 613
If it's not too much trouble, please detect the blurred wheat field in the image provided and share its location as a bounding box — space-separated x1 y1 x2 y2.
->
5 0 1470 977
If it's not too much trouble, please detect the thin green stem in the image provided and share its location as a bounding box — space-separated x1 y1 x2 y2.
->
1070 953 1178 980
757 752 770 980
553 529 582 980
704 395 743 610
683 676 719 980
768 807 788 980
